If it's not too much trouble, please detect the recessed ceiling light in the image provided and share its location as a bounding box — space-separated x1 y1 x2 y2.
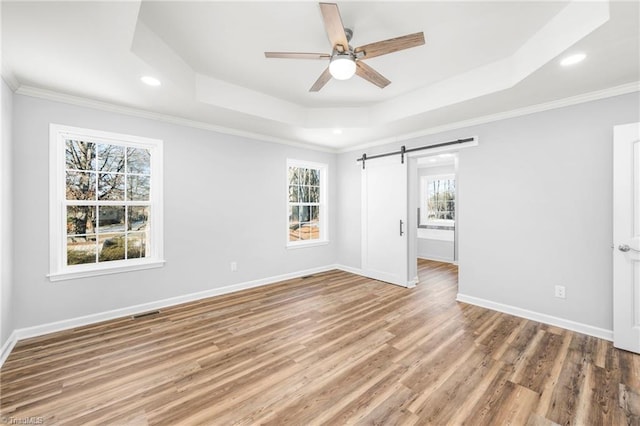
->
429 158 437 163
439 153 453 158
333 129 343 135
560 53 586 67
141 76 161 86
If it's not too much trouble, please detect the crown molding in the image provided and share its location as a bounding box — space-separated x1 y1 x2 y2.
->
1 71 20 92
339 81 640 154
10 81 639 155
13 85 337 153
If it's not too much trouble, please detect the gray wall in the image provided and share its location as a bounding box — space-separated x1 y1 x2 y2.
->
337 92 640 331
11 94 338 330
1 80 14 348
6 88 639 336
417 239 454 262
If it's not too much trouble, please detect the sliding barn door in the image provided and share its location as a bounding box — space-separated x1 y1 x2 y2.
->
361 156 411 287
613 122 640 354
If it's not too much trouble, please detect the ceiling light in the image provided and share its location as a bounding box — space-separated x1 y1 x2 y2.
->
439 153 453 158
333 129 343 135
329 53 356 80
560 53 586 67
141 76 161 86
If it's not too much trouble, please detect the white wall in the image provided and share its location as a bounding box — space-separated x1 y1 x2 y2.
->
337 92 640 331
11 94 338 330
1 80 14 349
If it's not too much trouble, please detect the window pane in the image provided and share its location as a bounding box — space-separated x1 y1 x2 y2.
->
299 222 319 240
290 205 300 223
98 233 126 262
301 186 310 203
98 173 125 200
127 175 150 201
98 206 125 233
289 206 300 241
310 206 319 222
128 206 149 231
97 144 125 173
288 167 299 185
288 185 299 202
66 171 96 200
66 140 95 171
67 235 96 265
298 168 309 185
67 206 96 235
309 169 319 186
309 186 320 203
127 232 148 259
299 205 311 222
127 147 151 175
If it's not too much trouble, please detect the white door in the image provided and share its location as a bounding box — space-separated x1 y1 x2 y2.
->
361 156 410 287
613 122 640 353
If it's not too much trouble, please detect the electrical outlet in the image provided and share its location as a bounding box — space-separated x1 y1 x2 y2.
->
230 261 237 272
554 285 566 299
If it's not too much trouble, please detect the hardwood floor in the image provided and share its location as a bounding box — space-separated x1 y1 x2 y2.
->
1 259 639 425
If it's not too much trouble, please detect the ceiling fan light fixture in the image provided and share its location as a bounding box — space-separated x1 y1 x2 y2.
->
329 53 356 80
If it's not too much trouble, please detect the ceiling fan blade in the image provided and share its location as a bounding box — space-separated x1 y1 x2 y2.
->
309 67 332 92
355 32 425 60
265 52 331 60
319 3 349 52
355 61 390 89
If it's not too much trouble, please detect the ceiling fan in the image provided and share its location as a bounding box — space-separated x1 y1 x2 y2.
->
264 2 425 92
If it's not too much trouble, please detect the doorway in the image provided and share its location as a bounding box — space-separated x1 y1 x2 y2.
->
408 152 459 285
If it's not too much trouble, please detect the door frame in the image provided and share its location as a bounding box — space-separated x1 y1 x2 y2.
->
613 121 640 353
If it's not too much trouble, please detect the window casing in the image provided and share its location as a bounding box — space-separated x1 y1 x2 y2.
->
49 124 164 281
287 159 328 247
419 174 455 229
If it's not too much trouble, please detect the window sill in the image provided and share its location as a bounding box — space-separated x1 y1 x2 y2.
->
286 240 329 250
48 259 166 282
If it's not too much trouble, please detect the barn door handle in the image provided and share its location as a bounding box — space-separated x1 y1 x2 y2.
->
400 220 404 236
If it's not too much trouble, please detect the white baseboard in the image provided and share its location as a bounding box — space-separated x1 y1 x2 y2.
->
1 264 340 368
418 255 455 264
0 330 18 366
456 293 613 341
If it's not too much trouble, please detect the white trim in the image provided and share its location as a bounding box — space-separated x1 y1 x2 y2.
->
9 81 638 154
456 293 613 341
0 330 18 367
11 265 341 346
340 82 640 153
14 85 334 153
418 255 456 264
49 124 164 281
286 159 329 248
48 259 166 282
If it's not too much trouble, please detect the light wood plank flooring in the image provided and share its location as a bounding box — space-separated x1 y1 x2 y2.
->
1 260 639 425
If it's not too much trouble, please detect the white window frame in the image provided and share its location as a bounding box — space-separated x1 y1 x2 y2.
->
286 159 328 249
49 124 164 281
419 174 456 228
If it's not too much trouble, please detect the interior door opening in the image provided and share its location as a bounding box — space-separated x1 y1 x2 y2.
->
408 152 459 286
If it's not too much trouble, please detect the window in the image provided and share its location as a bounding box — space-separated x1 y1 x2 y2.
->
49 124 164 281
419 174 455 229
287 159 328 247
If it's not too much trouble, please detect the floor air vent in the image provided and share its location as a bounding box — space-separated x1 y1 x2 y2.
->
132 310 160 319
301 275 314 279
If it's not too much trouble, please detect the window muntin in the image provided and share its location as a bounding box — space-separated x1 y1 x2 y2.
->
50 124 163 280
287 160 327 247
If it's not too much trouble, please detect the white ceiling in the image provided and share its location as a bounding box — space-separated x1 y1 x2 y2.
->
2 1 639 151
